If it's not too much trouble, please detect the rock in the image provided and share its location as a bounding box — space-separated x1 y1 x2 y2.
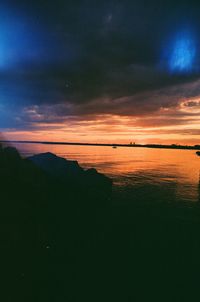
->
27 152 84 179
27 152 112 195
0 145 112 301
0 147 112 198
0 146 21 164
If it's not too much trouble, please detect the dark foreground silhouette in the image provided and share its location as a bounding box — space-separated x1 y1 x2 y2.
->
1 144 200 301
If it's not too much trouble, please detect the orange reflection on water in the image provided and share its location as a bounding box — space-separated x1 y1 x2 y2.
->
14 143 200 202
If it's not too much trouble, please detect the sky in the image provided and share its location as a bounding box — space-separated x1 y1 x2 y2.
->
1 0 200 144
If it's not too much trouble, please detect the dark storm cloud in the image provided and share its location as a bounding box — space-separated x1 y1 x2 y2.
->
1 0 200 129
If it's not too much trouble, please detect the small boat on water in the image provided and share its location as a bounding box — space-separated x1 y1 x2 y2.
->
196 151 200 156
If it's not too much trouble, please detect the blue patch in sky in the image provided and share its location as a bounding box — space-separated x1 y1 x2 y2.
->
169 33 196 73
162 29 197 74
0 7 77 71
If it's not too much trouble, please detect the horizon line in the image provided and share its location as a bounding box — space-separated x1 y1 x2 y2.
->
1 140 200 150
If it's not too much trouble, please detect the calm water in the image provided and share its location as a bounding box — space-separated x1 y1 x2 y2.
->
12 143 200 203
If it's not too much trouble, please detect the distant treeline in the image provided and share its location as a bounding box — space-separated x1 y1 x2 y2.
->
1 140 200 150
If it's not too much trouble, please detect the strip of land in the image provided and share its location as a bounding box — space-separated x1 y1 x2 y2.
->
1 140 200 150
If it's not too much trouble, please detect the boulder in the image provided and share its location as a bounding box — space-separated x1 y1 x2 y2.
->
27 152 112 196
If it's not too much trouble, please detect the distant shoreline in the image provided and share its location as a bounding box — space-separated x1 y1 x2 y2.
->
1 140 200 151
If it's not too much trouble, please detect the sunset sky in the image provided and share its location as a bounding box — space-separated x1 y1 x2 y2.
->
1 0 200 145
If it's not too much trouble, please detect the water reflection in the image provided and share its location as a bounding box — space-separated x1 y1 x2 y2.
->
13 143 200 203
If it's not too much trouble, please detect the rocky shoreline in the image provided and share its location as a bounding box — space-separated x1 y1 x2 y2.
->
1 144 200 301
0 145 112 301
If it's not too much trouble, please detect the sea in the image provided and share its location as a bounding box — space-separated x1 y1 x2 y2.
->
11 142 200 204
